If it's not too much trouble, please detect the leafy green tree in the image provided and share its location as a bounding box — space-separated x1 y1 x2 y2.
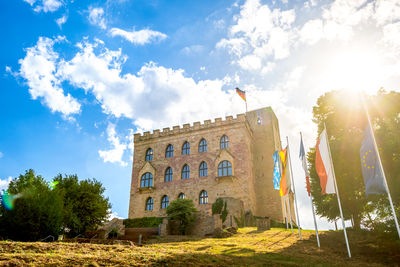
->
309 89 400 230
53 174 111 237
166 199 197 234
0 169 63 241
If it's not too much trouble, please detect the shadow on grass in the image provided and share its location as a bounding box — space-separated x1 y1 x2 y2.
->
150 229 400 267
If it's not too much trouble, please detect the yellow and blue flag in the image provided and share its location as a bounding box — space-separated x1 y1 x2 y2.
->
360 124 386 196
273 151 281 190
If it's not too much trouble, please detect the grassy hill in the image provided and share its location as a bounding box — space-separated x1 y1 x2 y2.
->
0 227 399 266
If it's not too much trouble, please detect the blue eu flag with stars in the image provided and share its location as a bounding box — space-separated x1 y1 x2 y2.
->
360 124 386 196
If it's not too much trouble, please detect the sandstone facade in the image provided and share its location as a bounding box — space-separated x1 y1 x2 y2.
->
129 107 286 225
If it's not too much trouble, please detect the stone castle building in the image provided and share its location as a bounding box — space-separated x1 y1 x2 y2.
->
129 107 288 232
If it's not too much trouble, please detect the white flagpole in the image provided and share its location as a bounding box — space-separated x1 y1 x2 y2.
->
287 194 294 233
286 136 302 239
300 132 320 247
362 96 400 239
310 195 320 247
283 196 288 229
324 123 352 258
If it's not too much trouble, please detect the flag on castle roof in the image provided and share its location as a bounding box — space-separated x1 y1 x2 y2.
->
236 87 246 102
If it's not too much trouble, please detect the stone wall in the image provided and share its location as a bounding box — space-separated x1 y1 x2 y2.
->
129 115 256 219
128 107 285 235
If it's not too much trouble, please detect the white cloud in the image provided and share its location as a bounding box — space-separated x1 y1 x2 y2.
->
24 0 63 13
0 177 12 191
98 123 128 166
18 36 81 118
109 27 167 45
88 7 106 29
216 0 296 70
56 14 68 28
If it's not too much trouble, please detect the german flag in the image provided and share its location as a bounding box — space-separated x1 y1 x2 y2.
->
236 87 246 102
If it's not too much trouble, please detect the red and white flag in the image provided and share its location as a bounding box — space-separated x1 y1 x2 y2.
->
315 129 336 194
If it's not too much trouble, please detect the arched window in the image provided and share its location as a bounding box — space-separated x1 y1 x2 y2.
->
145 148 153 161
199 138 207 152
178 193 185 199
199 161 208 177
199 190 208 204
145 197 153 210
165 167 173 182
181 164 190 179
182 141 190 155
218 160 232 177
140 172 153 187
165 144 174 158
220 135 229 149
161 195 169 209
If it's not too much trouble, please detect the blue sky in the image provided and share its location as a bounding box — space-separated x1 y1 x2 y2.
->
1 0 400 230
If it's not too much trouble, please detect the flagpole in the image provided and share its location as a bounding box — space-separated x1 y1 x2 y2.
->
286 136 302 240
283 196 288 229
324 123 352 258
287 194 294 233
310 195 320 247
245 100 248 113
300 132 320 247
361 96 400 239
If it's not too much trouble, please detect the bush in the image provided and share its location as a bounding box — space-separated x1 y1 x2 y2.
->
166 199 197 235
123 217 163 228
212 198 228 223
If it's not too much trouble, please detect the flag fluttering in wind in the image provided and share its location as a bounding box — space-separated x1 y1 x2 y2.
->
315 129 336 194
360 124 386 196
235 87 246 102
299 135 311 196
273 151 281 190
279 148 291 196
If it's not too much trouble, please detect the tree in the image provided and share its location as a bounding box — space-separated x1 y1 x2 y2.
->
53 174 111 237
0 169 63 241
309 89 400 230
166 199 197 234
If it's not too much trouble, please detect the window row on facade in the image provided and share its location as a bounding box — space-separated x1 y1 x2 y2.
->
140 160 232 188
144 135 230 161
144 190 208 211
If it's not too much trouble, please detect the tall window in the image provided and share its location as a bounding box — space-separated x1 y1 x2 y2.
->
178 193 185 199
218 160 232 177
181 164 190 179
199 190 208 204
161 195 169 209
220 135 229 149
145 197 153 211
140 172 153 187
182 141 190 155
199 161 208 177
199 138 207 152
165 144 174 158
165 167 173 182
145 148 153 161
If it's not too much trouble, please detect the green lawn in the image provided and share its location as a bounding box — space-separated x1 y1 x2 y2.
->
0 227 399 266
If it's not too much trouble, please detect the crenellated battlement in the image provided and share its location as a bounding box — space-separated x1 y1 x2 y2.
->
134 113 246 142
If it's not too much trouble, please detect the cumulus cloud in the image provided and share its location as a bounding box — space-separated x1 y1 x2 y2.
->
56 14 68 28
0 177 12 191
18 36 81 118
88 7 106 29
109 27 167 45
216 0 296 70
98 123 128 166
23 0 63 13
